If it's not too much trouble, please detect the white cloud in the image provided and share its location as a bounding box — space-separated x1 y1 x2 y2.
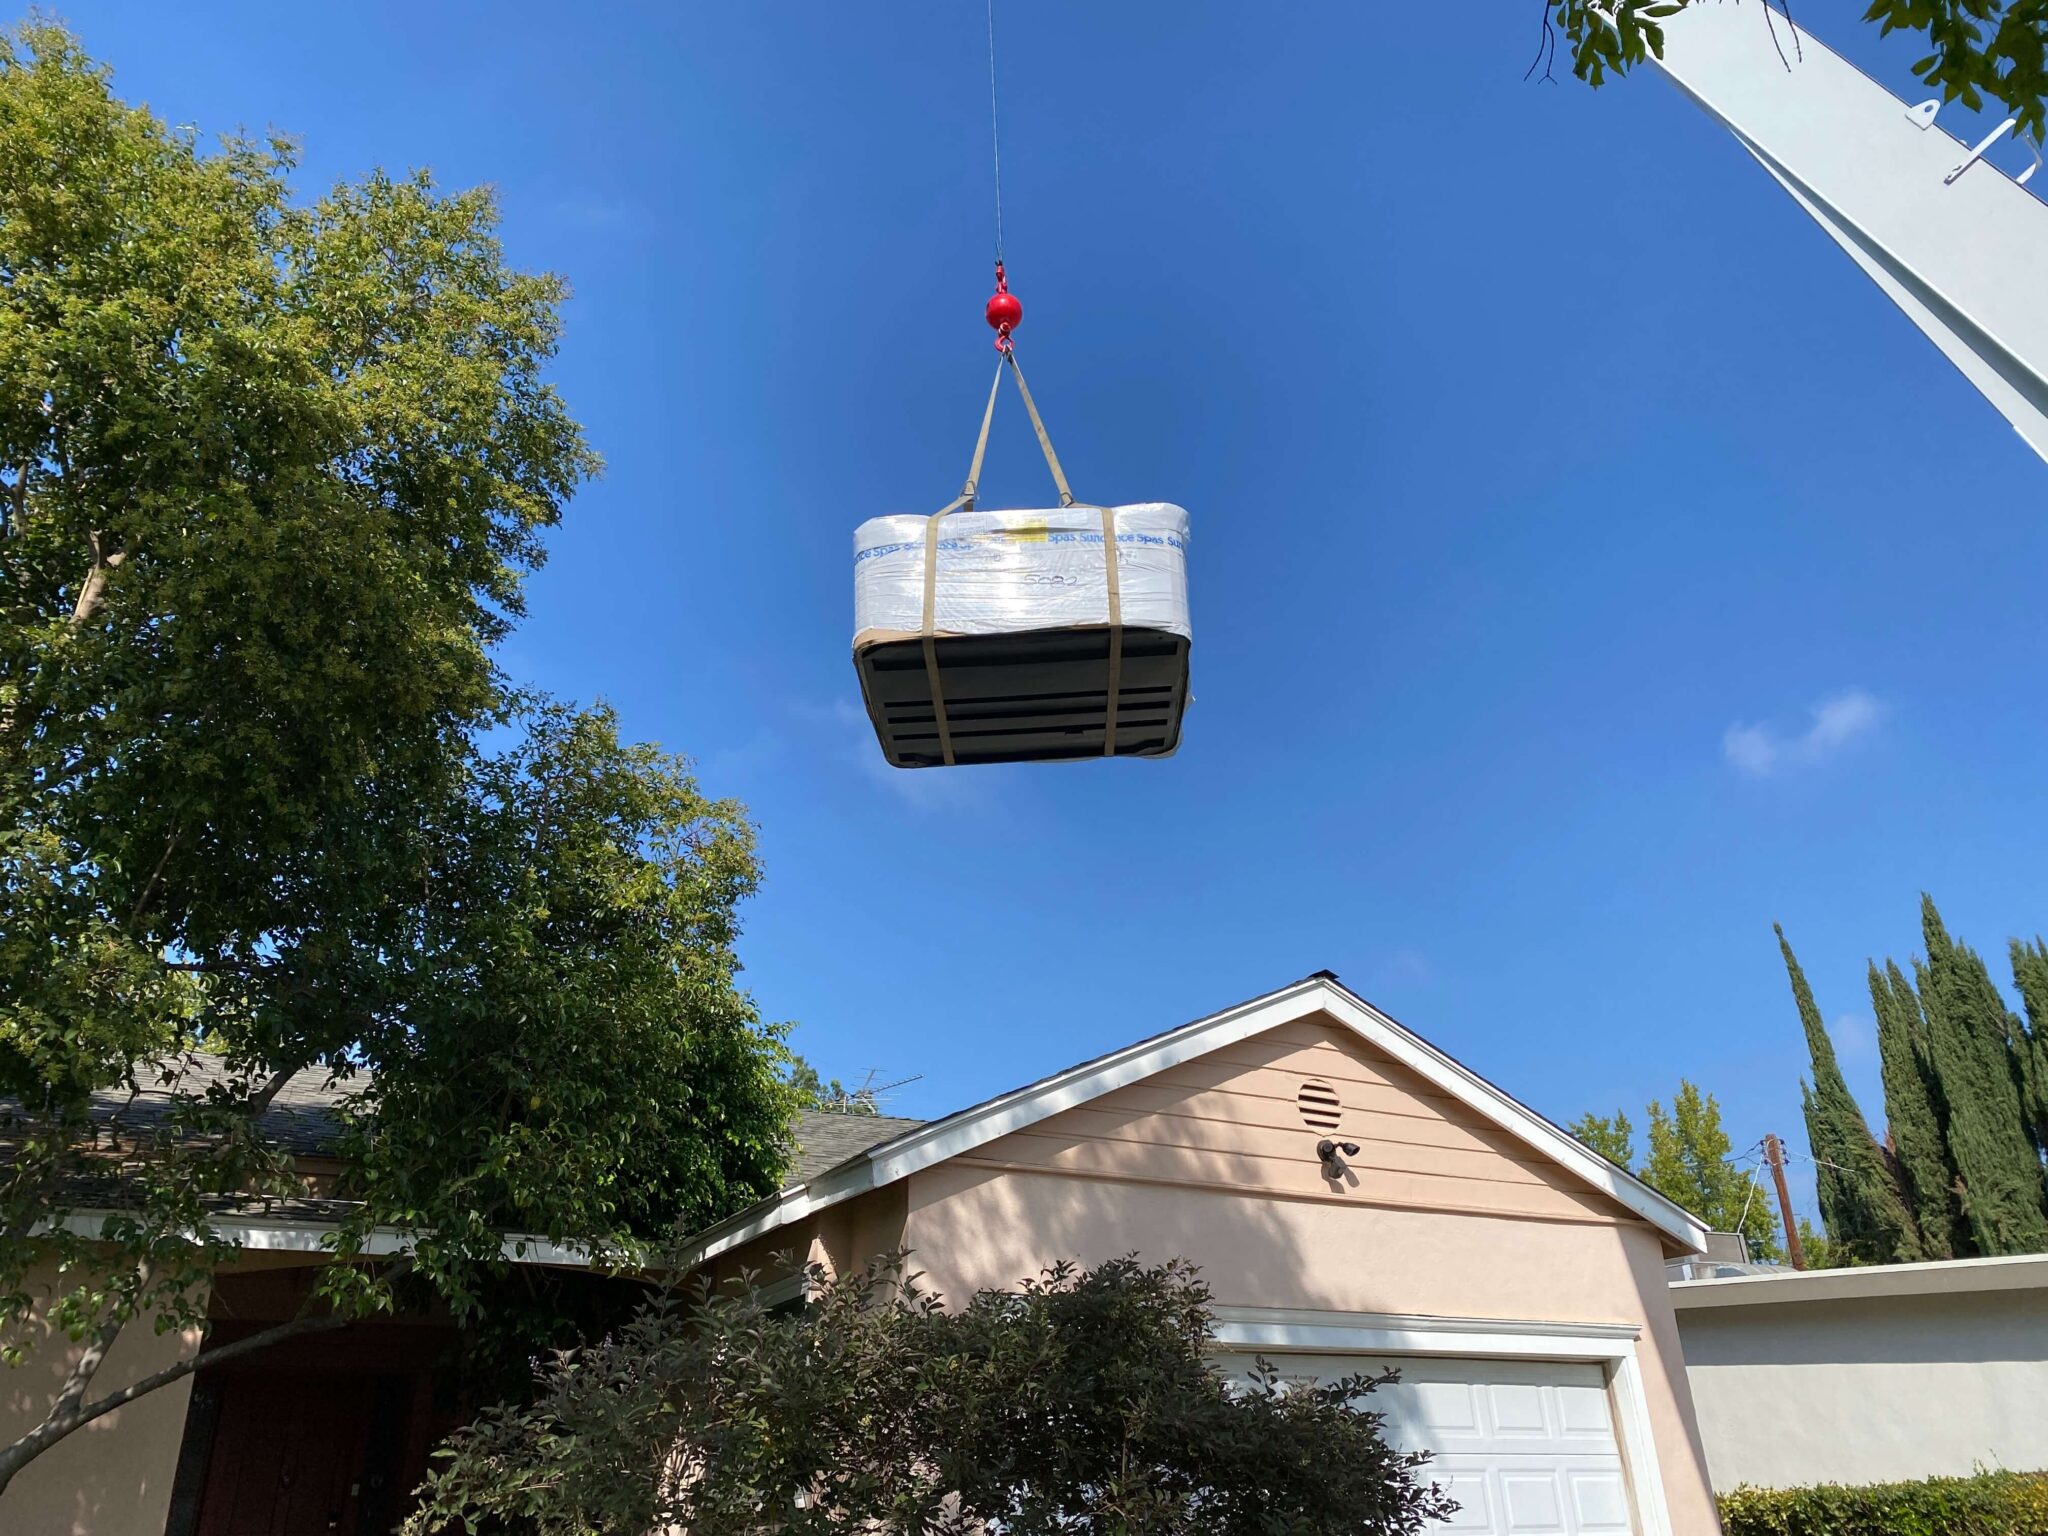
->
1723 689 1885 777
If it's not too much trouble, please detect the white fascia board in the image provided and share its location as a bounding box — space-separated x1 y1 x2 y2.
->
674 980 1333 1269
679 976 1707 1267
1310 989 1711 1254
862 978 1336 1186
1671 1250 2048 1308
675 1157 881 1270
43 1210 594 1267
1210 1304 1640 1359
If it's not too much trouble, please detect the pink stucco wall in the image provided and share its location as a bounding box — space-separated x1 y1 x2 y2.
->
903 1163 1715 1535
711 1012 1717 1532
0 1260 203 1536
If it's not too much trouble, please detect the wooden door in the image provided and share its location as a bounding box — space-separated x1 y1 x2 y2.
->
194 1375 375 1536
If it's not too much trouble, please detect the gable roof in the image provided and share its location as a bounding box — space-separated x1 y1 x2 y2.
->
85 1056 357 1157
72 1063 920 1180
791 1111 926 1181
680 973 1711 1267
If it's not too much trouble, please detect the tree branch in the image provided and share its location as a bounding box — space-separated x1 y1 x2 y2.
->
123 823 183 935
67 530 125 629
45 1262 146 1425
0 1310 353 1492
85 1310 351 1420
0 1253 413 1496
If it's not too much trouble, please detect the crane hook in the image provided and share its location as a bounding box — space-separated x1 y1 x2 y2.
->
985 261 1021 352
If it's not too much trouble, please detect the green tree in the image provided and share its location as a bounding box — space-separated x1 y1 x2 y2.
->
1915 897 2048 1253
1777 927 1921 1264
1544 1 2048 143
1871 959 1967 1259
1794 1216 1837 1271
0 21 801 1489
789 1060 884 1117
1640 1082 1781 1261
405 1255 1459 1536
1568 1109 1635 1168
2007 938 2048 1154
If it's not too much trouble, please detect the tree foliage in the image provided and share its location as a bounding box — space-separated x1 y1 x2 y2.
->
1644 1081 1781 1260
788 1060 885 1117
405 1254 1458 1536
1871 959 1965 1260
0 19 802 1488
2010 938 2048 1150
1571 1087 1778 1259
1543 0 2048 143
1914 899 2048 1253
1777 927 1921 1266
1568 1108 1635 1168
1778 898 2048 1267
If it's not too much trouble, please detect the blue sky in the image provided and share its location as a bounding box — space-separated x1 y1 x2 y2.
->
69 1 2048 1221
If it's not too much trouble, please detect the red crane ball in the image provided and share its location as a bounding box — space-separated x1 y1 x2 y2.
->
985 261 1021 348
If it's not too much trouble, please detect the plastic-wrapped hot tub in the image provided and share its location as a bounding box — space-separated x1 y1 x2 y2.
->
852 502 1191 768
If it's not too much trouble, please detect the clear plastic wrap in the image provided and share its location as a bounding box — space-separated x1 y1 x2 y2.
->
852 502 1190 648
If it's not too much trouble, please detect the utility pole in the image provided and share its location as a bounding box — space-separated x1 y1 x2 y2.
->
1763 1133 1806 1271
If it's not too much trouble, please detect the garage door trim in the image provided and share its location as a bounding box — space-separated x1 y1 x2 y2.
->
1210 1307 1671 1536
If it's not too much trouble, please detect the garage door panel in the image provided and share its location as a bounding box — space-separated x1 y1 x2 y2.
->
1566 1468 1633 1534
1557 1384 1615 1438
1220 1353 1635 1536
1500 1470 1567 1533
1435 1472 1497 1532
1398 1380 1483 1443
1487 1383 1552 1440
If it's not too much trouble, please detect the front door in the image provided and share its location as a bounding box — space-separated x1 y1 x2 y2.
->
193 1374 381 1536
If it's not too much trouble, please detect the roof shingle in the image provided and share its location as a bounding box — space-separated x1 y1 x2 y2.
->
789 1110 924 1183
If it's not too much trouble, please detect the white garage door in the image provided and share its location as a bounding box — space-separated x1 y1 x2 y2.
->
1225 1354 1635 1536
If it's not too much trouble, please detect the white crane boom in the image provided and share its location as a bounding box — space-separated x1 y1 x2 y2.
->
1651 4 2048 465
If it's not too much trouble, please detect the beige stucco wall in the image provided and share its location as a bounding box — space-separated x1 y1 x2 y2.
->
1678 1285 2048 1489
0 1258 203 1536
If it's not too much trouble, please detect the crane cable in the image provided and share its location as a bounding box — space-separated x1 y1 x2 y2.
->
921 0 1117 766
987 0 1004 262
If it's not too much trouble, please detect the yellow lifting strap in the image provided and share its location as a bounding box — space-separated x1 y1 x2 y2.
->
920 348 1122 766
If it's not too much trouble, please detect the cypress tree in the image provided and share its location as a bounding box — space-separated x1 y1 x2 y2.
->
1870 959 1968 1259
1915 897 2048 1253
2008 938 2048 1155
1777 925 1920 1263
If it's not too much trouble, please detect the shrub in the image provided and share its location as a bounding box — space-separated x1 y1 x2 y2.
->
1719 1469 2048 1536
405 1254 1458 1535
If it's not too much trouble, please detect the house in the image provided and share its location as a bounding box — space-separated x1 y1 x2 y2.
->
688 972 1720 1536
1673 1252 2048 1490
4 973 1721 1535
2 1064 605 1536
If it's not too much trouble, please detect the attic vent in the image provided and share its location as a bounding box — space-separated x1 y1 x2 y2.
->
1296 1078 1342 1133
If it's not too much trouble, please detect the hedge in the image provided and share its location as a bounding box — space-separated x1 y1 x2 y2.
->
1719 1470 2048 1536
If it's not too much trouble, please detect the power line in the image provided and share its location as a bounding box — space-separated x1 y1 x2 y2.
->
1733 1154 1764 1235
